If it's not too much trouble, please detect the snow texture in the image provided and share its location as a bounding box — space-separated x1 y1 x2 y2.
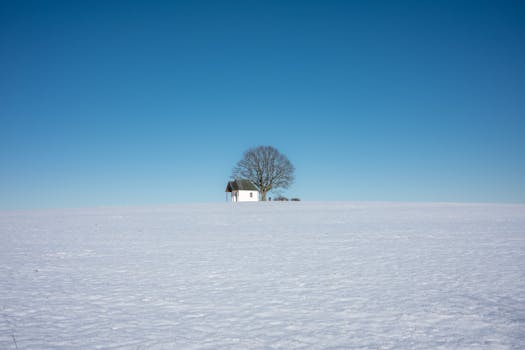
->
1 202 524 349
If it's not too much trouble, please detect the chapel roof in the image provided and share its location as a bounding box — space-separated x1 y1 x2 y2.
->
225 179 258 192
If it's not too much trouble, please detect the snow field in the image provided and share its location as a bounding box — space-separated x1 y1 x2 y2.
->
1 202 524 349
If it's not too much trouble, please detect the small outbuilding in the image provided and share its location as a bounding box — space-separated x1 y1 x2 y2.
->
225 179 260 202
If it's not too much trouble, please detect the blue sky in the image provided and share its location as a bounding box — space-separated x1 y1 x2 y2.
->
1 0 524 208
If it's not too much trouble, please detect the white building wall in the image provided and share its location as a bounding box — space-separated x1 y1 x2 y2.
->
232 190 259 202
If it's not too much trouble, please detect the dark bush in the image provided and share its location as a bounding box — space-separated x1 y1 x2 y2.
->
291 198 301 201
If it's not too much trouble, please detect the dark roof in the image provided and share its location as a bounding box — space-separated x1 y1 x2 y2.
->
225 179 258 192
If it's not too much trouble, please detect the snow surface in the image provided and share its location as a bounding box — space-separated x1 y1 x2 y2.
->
1 202 524 349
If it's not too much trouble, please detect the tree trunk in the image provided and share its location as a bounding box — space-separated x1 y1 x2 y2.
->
261 191 267 201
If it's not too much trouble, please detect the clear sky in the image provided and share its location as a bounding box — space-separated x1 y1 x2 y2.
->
1 0 524 209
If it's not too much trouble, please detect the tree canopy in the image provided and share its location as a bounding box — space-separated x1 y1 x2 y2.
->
232 146 295 201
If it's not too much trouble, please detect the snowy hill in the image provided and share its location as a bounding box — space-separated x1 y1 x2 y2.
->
1 202 524 349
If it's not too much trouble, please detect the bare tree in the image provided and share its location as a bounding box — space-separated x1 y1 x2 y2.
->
232 146 295 201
